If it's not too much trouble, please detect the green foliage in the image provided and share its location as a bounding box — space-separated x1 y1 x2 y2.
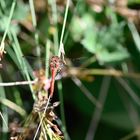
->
71 13 129 64
13 1 29 20
128 0 140 5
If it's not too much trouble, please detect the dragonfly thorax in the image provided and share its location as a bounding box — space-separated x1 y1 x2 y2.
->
50 56 62 71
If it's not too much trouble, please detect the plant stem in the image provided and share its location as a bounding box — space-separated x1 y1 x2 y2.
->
0 0 16 48
58 0 70 57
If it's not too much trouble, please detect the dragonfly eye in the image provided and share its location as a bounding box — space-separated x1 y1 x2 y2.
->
51 56 60 61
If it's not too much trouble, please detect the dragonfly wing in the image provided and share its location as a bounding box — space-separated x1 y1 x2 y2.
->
22 55 50 70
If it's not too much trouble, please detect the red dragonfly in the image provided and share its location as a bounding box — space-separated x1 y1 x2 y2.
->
24 55 65 98
16 55 84 97
49 56 65 98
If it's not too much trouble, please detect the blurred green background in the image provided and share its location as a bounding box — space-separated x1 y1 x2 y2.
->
1 0 140 140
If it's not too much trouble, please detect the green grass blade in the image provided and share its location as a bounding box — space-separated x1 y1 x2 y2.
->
48 0 59 54
128 21 140 52
0 75 8 133
0 98 27 117
58 0 70 56
0 0 16 48
8 31 35 99
58 81 70 139
45 40 51 78
29 0 41 60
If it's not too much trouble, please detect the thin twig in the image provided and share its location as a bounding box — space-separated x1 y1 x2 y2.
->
0 79 37 87
67 67 140 79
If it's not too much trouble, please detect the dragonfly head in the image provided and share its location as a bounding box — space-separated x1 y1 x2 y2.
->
50 56 64 71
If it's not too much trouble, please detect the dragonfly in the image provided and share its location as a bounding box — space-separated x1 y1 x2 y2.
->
19 55 87 97
49 55 65 98
21 55 66 98
0 54 90 98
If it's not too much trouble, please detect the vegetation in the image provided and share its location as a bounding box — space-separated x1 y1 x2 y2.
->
1 0 140 140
